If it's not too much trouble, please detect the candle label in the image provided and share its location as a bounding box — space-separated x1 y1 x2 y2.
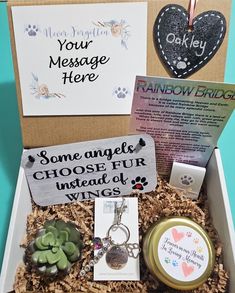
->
157 225 209 281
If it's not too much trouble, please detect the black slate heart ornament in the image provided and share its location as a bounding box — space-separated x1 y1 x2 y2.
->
153 4 226 79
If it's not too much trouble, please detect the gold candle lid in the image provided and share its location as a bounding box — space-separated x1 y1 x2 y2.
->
143 217 215 291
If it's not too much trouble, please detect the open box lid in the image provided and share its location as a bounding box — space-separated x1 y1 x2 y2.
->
7 0 231 148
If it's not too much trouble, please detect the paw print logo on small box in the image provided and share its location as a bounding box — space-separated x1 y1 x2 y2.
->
25 25 39 36
180 175 194 186
113 87 130 99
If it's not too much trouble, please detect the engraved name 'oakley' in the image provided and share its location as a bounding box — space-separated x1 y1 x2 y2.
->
166 33 207 57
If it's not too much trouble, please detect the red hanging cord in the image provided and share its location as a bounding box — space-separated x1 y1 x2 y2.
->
188 0 197 29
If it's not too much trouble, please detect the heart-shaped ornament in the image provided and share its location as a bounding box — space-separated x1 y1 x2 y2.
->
153 4 226 78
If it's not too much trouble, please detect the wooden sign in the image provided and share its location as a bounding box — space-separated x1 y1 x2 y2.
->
22 135 157 206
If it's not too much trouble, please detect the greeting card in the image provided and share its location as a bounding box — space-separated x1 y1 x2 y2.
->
12 3 147 116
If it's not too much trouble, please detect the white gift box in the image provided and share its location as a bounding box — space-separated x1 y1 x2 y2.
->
0 148 235 293
1 0 234 291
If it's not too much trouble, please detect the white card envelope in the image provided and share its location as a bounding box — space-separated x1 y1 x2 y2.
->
11 2 147 116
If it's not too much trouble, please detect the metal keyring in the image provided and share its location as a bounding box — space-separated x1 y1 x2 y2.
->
107 223 130 246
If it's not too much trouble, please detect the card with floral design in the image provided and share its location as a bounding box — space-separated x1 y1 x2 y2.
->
12 2 147 116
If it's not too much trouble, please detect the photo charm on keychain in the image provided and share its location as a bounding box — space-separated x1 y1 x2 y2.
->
93 197 140 281
105 200 140 270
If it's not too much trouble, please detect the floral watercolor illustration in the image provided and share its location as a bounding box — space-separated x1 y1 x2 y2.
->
30 73 65 99
93 20 131 49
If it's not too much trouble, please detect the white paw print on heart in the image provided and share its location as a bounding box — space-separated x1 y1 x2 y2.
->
173 57 191 70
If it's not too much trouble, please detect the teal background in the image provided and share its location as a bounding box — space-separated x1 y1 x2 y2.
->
0 1 235 270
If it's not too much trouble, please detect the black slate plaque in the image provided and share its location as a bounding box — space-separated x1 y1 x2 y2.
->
153 4 226 78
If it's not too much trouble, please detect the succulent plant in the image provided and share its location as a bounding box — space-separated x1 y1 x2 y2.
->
29 219 83 276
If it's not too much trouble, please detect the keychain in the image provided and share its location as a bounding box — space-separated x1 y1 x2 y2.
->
80 198 140 276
